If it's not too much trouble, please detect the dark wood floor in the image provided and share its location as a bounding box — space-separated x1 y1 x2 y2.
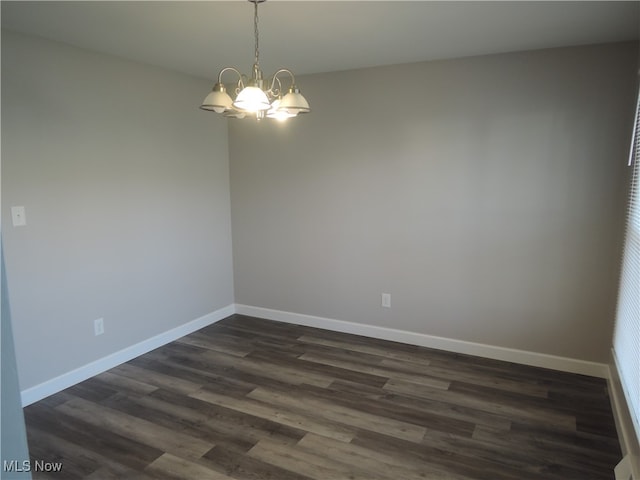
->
23 315 621 479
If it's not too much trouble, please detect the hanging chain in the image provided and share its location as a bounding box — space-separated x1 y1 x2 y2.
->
254 0 260 66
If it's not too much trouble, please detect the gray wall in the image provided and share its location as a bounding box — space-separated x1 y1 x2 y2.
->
230 42 638 363
1 31 234 391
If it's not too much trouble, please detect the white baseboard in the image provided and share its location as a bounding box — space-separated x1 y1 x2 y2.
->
20 304 235 407
22 302 610 407
235 304 609 378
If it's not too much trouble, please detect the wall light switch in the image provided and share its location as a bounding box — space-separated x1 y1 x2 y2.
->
94 318 104 336
381 293 391 308
11 206 26 227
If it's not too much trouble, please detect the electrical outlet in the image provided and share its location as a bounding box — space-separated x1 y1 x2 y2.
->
94 318 104 336
381 293 391 308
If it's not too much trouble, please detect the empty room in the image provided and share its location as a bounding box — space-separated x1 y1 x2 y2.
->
1 1 639 479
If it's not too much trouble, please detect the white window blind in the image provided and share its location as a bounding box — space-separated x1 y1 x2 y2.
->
613 87 640 444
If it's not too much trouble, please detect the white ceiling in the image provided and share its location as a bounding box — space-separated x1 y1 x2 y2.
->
2 1 639 81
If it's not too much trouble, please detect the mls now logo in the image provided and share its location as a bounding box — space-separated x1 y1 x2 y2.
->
3 460 63 473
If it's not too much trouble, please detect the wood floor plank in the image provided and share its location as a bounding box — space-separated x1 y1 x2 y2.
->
23 314 621 479
384 378 577 430
330 378 513 431
103 388 305 453
109 362 203 395
248 439 386 480
84 465 157 480
246 348 390 388
93 371 159 395
297 433 474 480
24 402 164 471
175 332 253 357
416 422 576 479
199 349 336 388
199 444 315 480
297 334 434 365
26 427 94 480
380 358 550 398
26 424 162 480
189 389 357 442
198 325 310 359
145 453 234 480
214 317 307 343
127 353 256 396
248 386 428 442
147 345 326 396
471 424 619 479
55 397 214 460
63 378 118 403
507 421 623 462
300 351 451 389
351 430 540 480
132 348 260 397
281 381 478 438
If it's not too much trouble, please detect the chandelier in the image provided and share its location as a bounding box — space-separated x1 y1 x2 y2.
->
200 0 310 120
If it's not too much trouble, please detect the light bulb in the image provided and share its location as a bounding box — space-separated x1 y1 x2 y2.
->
233 86 271 112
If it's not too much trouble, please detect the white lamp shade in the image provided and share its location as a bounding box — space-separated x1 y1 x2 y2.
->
223 109 247 119
267 99 297 120
200 86 233 113
279 89 310 114
233 86 271 112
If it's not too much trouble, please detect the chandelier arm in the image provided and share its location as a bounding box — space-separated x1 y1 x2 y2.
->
218 67 244 87
271 76 283 97
236 74 250 96
268 69 297 93
217 67 245 89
